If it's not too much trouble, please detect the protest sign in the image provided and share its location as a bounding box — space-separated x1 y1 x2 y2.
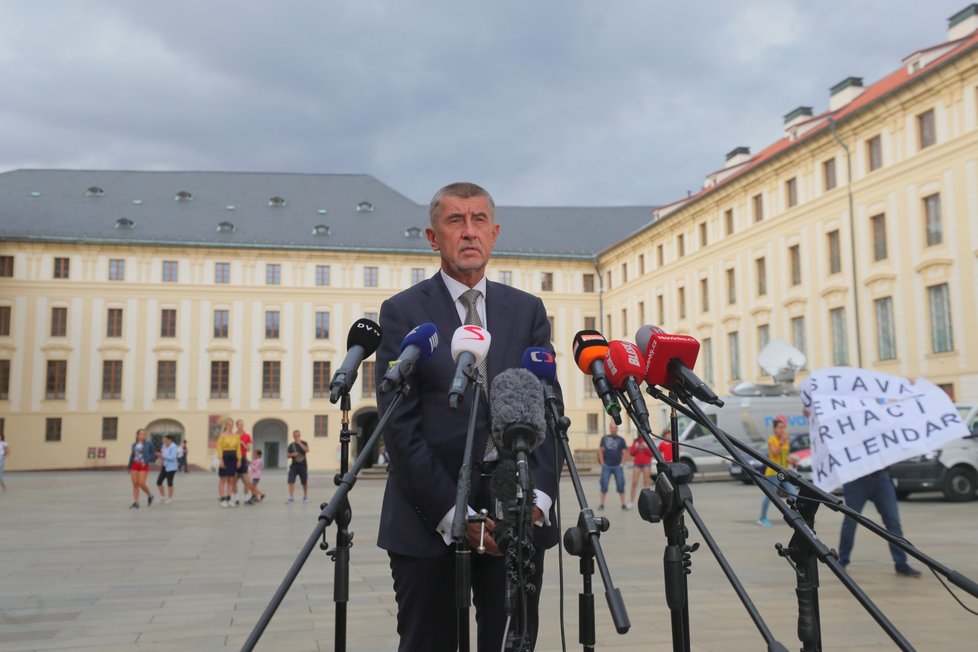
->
798 368 967 492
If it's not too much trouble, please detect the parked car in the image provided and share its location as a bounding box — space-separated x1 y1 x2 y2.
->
728 433 811 483
888 404 978 502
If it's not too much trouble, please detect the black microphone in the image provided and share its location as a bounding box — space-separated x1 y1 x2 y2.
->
329 318 382 403
380 323 439 393
490 368 547 495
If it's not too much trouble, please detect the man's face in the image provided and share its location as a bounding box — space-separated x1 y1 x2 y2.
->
293 432 301 442
426 195 499 285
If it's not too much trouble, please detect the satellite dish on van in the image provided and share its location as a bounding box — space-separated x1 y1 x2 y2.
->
757 339 807 384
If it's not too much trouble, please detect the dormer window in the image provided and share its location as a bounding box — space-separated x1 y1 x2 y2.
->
132 199 143 205
404 227 422 238
30 191 41 197
175 191 193 201
269 196 286 207
356 201 374 213
318 208 327 215
226 205 236 211
86 186 105 197
115 218 135 229
217 221 235 233
312 224 331 236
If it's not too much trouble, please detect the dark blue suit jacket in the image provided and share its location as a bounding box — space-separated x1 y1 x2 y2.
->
375 272 561 558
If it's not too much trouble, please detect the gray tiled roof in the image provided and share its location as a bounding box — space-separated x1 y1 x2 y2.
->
0 169 652 259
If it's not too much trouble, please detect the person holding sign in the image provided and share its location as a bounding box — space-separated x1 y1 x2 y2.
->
757 416 798 527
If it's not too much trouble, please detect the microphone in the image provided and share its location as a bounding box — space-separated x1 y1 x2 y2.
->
329 318 382 403
636 325 722 406
448 325 491 408
380 323 439 393
604 340 652 432
490 368 547 494
572 330 622 425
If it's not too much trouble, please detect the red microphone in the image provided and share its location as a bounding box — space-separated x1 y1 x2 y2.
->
604 340 652 431
636 325 722 406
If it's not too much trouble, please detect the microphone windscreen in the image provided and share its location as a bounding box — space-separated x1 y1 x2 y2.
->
400 322 439 360
634 324 665 356
520 347 556 385
490 458 518 523
450 325 491 364
644 331 700 386
572 330 609 374
604 340 645 389
347 318 382 355
490 368 546 452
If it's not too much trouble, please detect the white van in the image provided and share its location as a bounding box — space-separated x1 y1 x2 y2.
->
888 404 978 501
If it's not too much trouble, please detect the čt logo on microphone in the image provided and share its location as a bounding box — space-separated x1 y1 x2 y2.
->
529 350 554 363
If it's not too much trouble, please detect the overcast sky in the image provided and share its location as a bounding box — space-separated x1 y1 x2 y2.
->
0 1 969 206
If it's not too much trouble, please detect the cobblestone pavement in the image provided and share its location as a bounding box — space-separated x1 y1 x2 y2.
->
1 469 976 651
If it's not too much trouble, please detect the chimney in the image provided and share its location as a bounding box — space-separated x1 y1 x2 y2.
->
783 106 813 139
948 4 978 40
829 77 864 111
724 146 751 168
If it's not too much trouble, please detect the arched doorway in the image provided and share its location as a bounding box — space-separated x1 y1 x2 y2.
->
146 419 184 450
253 418 288 469
352 408 380 468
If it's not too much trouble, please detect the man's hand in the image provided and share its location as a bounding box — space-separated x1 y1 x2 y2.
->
467 518 502 556
532 506 544 524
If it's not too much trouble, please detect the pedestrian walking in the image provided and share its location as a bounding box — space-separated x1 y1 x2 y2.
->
598 424 630 510
128 429 155 509
758 416 798 527
215 418 240 507
155 434 179 503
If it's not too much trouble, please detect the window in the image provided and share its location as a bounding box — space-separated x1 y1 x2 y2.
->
109 258 125 281
928 283 953 353
364 311 378 323
786 178 798 208
46 417 62 442
410 268 425 285
215 262 230 284
315 414 329 438
827 230 841 274
51 306 67 337
210 361 229 398
924 194 942 246
724 209 734 236
875 297 896 361
361 361 376 398
702 337 714 383
584 316 596 331
0 306 9 336
157 361 176 399
678 287 686 319
871 214 887 261
656 244 664 266
161 308 177 338
582 273 595 293
699 222 708 247
262 361 281 399
315 311 330 339
313 361 331 398
677 234 685 257
549 315 557 338
757 324 770 353
498 270 513 286
756 258 767 296
107 308 123 337
266 263 281 285
789 244 802 286
541 272 553 292
700 278 709 312
606 271 612 290
867 135 882 172
791 316 806 357
46 360 67 399
315 265 330 286
621 262 628 283
726 269 736 305
54 257 70 279
265 310 280 339
728 331 740 380
213 310 229 338
752 194 764 222
657 295 664 324
162 260 178 282
918 109 936 149
0 359 9 399
620 309 628 338
830 308 849 365
823 158 837 191
102 360 122 399
363 266 378 287
587 413 598 434
638 254 645 275
0 255 13 277
102 417 118 441
638 301 645 326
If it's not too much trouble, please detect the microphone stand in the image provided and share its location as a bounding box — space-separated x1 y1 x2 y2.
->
241 384 410 652
450 371 486 652
542 385 630 649
617 390 787 652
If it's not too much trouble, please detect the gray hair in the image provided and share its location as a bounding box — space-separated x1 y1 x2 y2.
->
428 182 495 224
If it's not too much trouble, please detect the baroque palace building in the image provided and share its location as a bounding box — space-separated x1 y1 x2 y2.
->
3 5 978 471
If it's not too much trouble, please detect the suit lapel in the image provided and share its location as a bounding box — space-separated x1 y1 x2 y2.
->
485 280 513 384
419 273 462 340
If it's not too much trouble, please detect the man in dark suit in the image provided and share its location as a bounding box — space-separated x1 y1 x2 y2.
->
376 182 560 651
